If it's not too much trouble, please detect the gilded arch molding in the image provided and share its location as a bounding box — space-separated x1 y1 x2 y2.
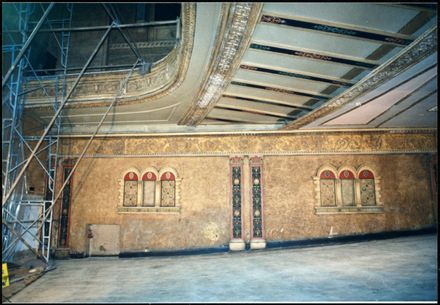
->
179 3 263 126
23 3 196 109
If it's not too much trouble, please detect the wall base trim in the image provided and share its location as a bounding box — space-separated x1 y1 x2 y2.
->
265 227 437 250
58 227 436 259
119 245 229 258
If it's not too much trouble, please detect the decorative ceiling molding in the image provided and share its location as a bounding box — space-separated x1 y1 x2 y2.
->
22 3 196 109
56 127 437 138
178 3 263 126
282 25 437 130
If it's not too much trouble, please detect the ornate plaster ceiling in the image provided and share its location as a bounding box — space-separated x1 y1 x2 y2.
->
21 3 437 135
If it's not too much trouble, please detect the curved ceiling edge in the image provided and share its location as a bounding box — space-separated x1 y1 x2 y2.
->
22 3 196 110
178 3 264 126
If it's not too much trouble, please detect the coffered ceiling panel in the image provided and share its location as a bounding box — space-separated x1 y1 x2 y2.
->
252 24 387 59
207 108 283 124
241 49 370 81
224 84 319 109
232 69 332 97
217 96 302 119
203 3 437 131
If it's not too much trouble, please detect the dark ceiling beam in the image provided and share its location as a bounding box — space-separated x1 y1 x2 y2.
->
214 105 296 120
259 14 415 47
239 64 355 87
320 9 438 98
222 94 314 111
205 116 263 125
217 97 305 119
230 81 332 100
250 43 379 70
209 107 284 124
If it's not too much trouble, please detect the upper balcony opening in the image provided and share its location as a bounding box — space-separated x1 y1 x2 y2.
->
2 3 181 78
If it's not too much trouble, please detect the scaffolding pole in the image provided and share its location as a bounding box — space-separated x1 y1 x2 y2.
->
2 3 118 263
2 3 36 262
2 2 170 264
2 21 115 206
3 19 177 33
102 3 146 64
3 59 140 259
2 3 54 88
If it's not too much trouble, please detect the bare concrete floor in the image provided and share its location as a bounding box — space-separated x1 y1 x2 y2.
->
10 234 438 303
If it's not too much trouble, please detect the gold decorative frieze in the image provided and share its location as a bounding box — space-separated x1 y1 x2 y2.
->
179 3 263 126
59 129 437 157
22 3 196 109
283 25 438 130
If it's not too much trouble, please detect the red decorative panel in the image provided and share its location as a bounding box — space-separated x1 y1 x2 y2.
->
124 172 138 181
320 170 336 179
359 170 374 179
160 180 176 206
160 172 175 181
339 170 355 179
142 172 157 181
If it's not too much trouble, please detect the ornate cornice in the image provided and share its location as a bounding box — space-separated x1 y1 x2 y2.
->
57 127 437 138
22 3 196 109
282 25 438 130
178 3 263 126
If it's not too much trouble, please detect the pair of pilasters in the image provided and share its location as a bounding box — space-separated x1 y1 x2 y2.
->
229 155 266 251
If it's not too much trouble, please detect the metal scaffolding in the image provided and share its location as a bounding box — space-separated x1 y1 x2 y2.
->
2 2 172 265
2 2 68 263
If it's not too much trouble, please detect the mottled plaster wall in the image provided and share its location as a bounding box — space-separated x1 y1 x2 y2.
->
58 157 230 253
50 131 436 253
263 154 434 241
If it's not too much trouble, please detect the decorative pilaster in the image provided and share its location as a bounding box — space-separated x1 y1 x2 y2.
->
242 156 251 243
229 156 245 251
249 155 266 249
